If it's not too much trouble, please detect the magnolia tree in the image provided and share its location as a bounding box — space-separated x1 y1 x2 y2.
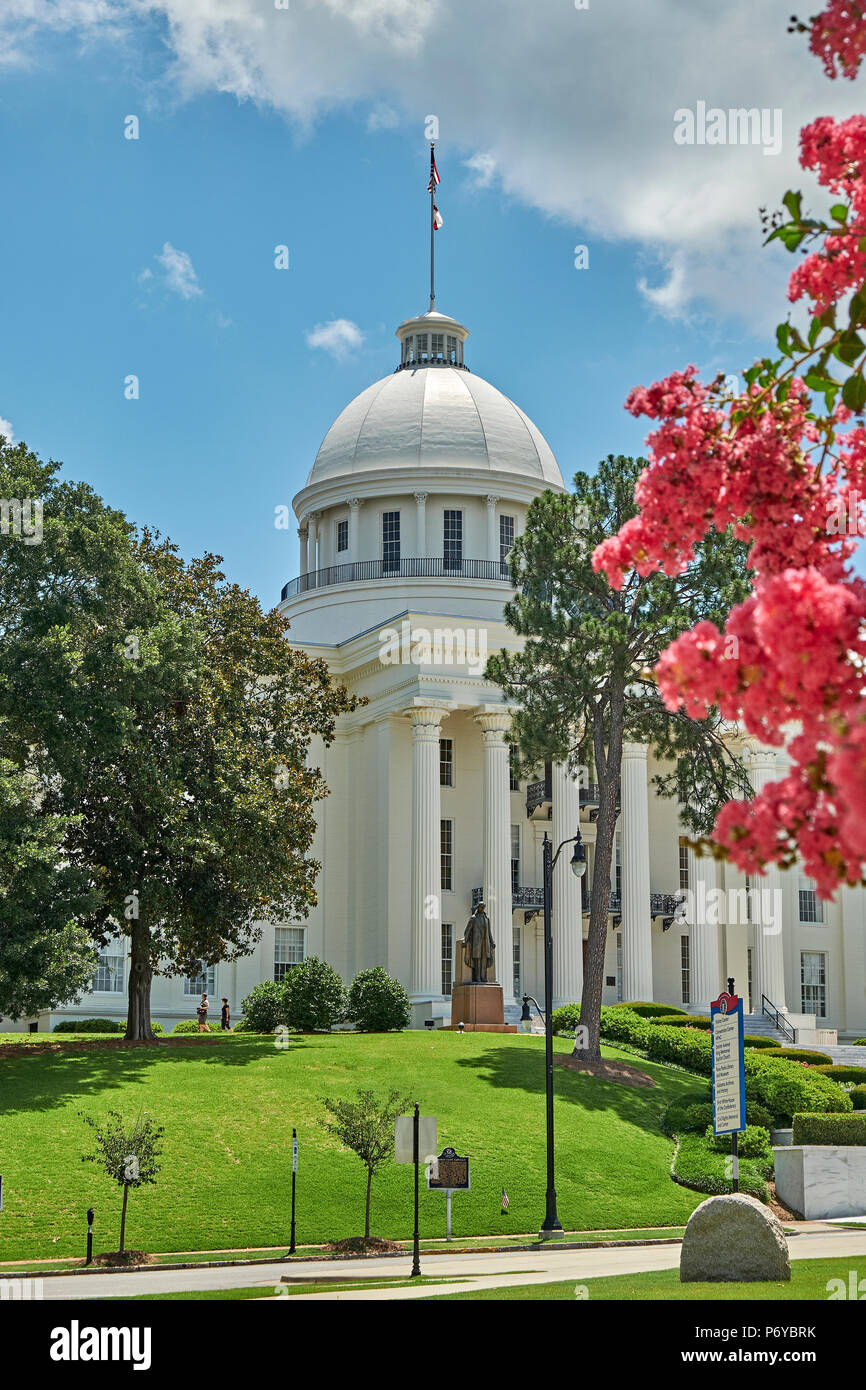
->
593 3 866 899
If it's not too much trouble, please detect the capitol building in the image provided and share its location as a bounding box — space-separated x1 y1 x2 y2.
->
10 298 866 1042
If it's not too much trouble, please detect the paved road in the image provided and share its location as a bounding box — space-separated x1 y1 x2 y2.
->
29 1227 866 1301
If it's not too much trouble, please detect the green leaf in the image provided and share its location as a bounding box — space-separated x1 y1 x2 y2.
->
830 203 849 222
842 374 866 412
835 330 865 367
804 372 838 392
782 190 803 221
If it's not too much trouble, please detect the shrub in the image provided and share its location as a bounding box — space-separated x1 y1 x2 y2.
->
552 1003 581 1034
613 1001 687 1017
706 1123 773 1159
743 1035 783 1049
283 957 347 1032
232 1019 257 1034
853 1038 866 1046
150 1021 164 1035
745 1102 777 1132
813 1065 866 1084
849 1085 866 1111
759 1048 835 1066
346 967 410 1032
53 1019 125 1034
648 1014 712 1030
672 1132 770 1201
791 1113 866 1146
239 980 288 1034
663 1100 714 1134
172 1019 204 1035
744 1054 852 1123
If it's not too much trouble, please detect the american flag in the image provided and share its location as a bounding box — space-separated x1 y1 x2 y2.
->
501 1188 509 1211
427 155 441 192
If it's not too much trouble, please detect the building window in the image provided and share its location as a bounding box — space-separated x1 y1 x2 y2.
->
512 926 522 1000
405 336 414 363
431 333 444 360
440 737 454 787
798 872 824 924
441 819 453 891
801 951 827 1018
417 333 428 361
382 510 400 574
615 932 623 1002
499 514 515 566
678 840 690 893
747 948 753 1012
447 334 457 363
92 949 124 994
184 965 216 996
509 746 520 792
511 824 520 894
337 518 348 553
274 926 305 982
745 873 753 923
443 509 463 571
681 936 691 1005
441 923 454 996
615 838 622 903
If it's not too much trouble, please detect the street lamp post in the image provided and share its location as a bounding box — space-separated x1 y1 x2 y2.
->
538 826 586 1241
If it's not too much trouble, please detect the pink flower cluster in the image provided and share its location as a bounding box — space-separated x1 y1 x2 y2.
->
592 105 866 893
790 115 866 314
809 0 866 79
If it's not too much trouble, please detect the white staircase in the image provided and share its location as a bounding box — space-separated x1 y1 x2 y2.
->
743 1013 792 1045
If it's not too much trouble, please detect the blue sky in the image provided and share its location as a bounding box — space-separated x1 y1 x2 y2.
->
0 2 859 603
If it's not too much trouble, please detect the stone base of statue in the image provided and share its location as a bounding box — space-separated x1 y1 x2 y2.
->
448 982 516 1033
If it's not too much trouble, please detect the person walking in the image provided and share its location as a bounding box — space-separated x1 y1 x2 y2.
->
196 993 210 1033
220 997 231 1031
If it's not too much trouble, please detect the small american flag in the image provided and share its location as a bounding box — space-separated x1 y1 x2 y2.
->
427 156 441 191
501 1188 509 1211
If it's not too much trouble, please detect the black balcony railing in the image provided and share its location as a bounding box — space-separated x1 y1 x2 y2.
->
471 885 683 920
524 779 622 820
472 885 544 910
281 556 512 601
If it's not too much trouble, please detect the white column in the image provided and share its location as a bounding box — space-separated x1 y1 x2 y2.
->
686 847 722 1009
414 492 428 556
552 762 584 1006
347 498 361 562
747 744 787 1011
620 742 653 1001
485 495 500 562
475 708 514 1002
404 703 451 1000
298 524 309 577
307 512 320 575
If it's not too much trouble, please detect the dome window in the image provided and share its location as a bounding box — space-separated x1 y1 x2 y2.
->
404 336 414 364
382 509 401 574
337 518 349 553
431 333 444 361
447 335 457 363
443 508 463 572
417 333 429 361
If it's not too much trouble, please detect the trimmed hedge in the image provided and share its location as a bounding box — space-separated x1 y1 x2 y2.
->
53 1019 125 1033
853 1039 866 1046
813 1065 866 1084
599 1007 852 1122
613 1001 687 1018
744 1035 784 1049
52 1018 164 1035
759 1047 835 1067
172 1019 209 1034
792 1113 866 1146
649 1014 712 1030
849 1085 866 1111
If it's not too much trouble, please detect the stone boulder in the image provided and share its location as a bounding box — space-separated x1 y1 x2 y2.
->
680 1194 790 1282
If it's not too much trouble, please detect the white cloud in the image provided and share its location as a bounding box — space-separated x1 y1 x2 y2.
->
155 241 202 299
463 151 496 192
306 318 364 359
0 415 14 443
367 102 400 132
2 0 862 327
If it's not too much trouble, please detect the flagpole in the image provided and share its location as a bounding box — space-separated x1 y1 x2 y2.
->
429 142 435 310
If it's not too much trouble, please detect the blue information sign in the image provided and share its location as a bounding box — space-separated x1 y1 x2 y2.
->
710 992 746 1137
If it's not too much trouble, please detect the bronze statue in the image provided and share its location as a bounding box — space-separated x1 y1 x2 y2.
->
463 902 495 983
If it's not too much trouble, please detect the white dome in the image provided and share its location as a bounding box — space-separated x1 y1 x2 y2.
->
307 365 563 488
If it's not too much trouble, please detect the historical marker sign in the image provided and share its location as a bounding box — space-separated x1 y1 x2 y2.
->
427 1147 470 1191
710 991 746 1137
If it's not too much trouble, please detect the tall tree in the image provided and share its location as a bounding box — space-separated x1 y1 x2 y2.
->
0 440 356 1037
487 456 751 1060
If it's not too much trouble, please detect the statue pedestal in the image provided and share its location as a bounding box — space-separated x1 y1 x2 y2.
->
448 983 516 1033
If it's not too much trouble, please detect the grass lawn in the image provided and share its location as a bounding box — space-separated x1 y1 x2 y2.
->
0 1032 706 1261
103 1276 467 1300
427 1258 858 1301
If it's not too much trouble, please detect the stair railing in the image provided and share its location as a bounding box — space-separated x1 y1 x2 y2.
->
761 994 797 1045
